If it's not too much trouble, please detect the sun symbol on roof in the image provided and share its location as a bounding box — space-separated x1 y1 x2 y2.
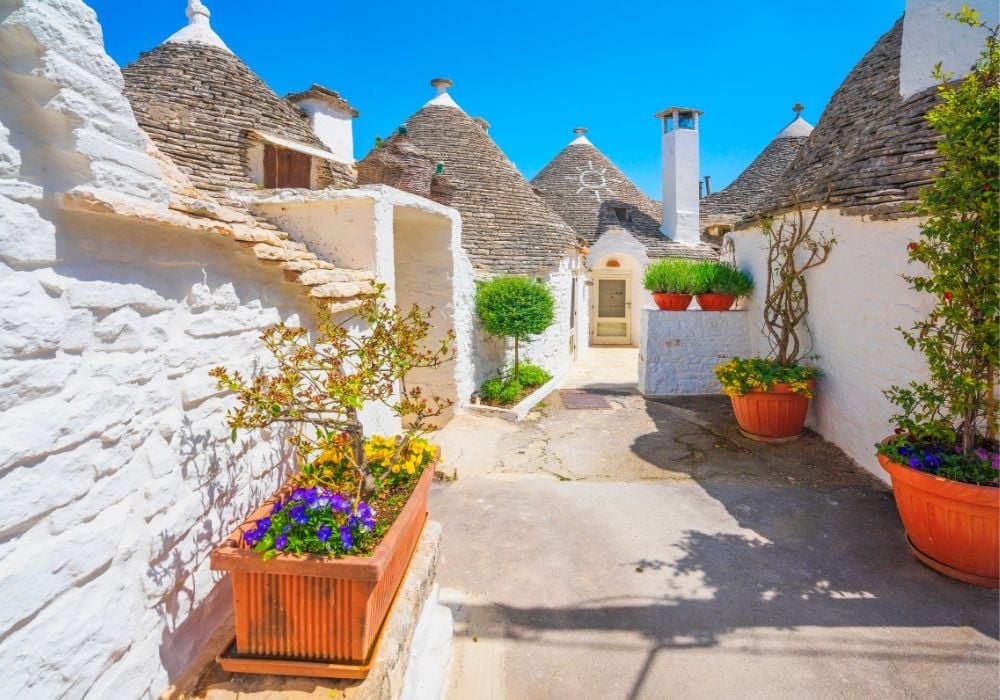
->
575 161 620 202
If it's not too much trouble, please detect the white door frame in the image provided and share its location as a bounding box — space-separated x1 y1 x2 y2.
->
591 272 632 345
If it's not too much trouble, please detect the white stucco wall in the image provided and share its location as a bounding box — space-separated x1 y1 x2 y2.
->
728 210 933 480
900 0 998 99
639 309 751 395
296 99 355 164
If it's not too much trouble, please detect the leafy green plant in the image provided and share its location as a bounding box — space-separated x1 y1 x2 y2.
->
511 362 552 388
211 285 455 559
478 376 524 406
476 276 555 382
879 7 998 482
642 259 698 294
693 261 754 297
714 357 821 398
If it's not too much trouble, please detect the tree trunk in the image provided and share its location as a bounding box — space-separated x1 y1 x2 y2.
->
513 337 520 383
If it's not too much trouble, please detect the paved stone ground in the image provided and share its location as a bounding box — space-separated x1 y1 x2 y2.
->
432 348 1000 700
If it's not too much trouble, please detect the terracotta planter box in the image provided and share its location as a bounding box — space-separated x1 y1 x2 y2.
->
651 292 692 311
879 447 999 588
210 464 435 678
730 380 814 442
696 293 736 311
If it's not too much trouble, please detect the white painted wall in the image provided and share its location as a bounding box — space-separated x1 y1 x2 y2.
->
639 309 751 395
900 0 998 99
728 210 933 480
296 99 355 164
660 112 701 245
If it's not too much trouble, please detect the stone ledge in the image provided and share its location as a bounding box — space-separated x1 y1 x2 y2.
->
191 521 449 699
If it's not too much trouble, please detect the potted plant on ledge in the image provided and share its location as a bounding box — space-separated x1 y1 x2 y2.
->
714 195 835 442
643 259 698 311
208 286 455 677
877 8 998 588
692 261 754 311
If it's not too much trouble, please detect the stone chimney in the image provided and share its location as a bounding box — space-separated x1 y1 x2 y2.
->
655 106 702 245
286 85 358 164
900 0 998 99
473 117 491 133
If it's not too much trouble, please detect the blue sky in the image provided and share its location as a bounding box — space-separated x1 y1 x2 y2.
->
89 1 904 197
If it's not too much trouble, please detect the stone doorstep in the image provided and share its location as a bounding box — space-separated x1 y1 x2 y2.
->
463 374 564 423
187 521 450 700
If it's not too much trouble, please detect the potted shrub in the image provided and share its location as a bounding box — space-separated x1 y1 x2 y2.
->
877 9 998 588
208 286 455 677
692 261 754 311
714 195 835 441
643 259 698 310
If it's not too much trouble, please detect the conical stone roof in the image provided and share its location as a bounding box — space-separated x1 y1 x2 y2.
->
532 131 715 259
700 116 812 231
756 18 941 220
359 93 578 275
122 38 354 201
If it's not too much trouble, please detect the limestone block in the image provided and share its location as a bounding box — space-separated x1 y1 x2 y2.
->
181 368 228 409
93 306 143 352
185 307 280 339
0 355 77 412
0 389 137 469
0 273 66 359
0 497 131 640
297 268 376 286
66 280 173 313
185 282 215 312
88 350 160 385
308 280 373 299
0 194 59 266
251 243 315 262
61 309 93 352
45 445 136 536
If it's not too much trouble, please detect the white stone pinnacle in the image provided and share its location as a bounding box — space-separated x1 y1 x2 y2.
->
164 0 233 54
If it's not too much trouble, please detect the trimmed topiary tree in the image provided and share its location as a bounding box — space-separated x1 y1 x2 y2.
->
475 276 555 382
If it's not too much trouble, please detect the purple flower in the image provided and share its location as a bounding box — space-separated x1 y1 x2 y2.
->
908 457 922 470
291 488 310 502
339 525 354 551
244 529 261 546
256 516 271 533
331 494 351 514
993 454 1000 470
271 500 284 514
317 525 332 542
974 448 989 461
898 446 913 458
290 505 309 525
924 453 941 469
274 535 288 551
311 495 330 511
356 502 375 531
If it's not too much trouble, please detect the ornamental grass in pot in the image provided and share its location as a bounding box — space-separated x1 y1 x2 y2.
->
643 259 698 310
714 194 835 442
208 285 455 677
692 261 754 311
876 9 998 588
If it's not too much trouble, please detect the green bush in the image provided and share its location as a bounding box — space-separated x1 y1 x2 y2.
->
642 259 699 294
692 261 754 297
509 362 551 388
476 276 555 382
478 376 524 406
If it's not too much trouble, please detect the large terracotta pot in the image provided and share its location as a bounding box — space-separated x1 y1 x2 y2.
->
878 446 999 588
210 464 435 678
730 380 814 442
696 293 736 311
651 292 692 311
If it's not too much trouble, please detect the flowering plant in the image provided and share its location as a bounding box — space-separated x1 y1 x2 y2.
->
243 486 377 559
714 356 821 398
879 8 998 484
878 434 998 487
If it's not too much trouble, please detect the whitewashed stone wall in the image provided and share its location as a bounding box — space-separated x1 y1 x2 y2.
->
729 210 933 480
639 309 751 395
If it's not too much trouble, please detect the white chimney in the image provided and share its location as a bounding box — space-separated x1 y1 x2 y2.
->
286 85 358 164
656 106 702 245
900 1 998 99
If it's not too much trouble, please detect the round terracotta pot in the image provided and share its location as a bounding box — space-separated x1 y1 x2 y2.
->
651 293 692 311
878 444 999 588
696 293 737 311
730 380 814 442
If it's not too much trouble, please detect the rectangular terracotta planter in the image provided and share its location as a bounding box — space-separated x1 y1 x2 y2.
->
210 465 435 676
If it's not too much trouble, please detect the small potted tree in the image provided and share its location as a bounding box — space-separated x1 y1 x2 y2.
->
692 261 754 311
475 276 555 405
208 286 455 677
643 259 698 311
714 195 835 441
877 8 998 588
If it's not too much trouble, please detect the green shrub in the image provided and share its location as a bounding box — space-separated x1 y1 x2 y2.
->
498 379 523 405
693 261 754 297
479 377 505 403
478 376 524 406
643 259 699 294
476 276 555 382
509 362 551 388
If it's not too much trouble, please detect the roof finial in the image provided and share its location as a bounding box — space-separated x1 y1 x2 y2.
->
186 0 210 24
792 103 804 116
573 127 588 136
430 78 454 95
